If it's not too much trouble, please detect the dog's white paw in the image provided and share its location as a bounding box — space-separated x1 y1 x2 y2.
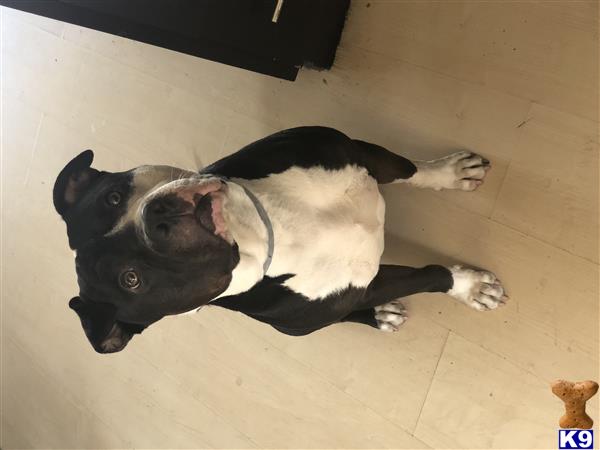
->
411 151 491 191
375 300 408 332
448 265 507 311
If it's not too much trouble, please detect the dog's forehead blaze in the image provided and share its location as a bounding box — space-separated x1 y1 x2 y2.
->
106 165 196 235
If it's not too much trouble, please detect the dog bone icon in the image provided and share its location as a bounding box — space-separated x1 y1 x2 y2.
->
551 379 598 429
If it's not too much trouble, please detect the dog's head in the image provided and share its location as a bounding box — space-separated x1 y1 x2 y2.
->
53 151 239 353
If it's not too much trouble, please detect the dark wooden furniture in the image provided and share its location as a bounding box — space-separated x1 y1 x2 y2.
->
0 0 350 81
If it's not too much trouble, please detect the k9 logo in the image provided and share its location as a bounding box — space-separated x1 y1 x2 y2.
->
558 429 594 449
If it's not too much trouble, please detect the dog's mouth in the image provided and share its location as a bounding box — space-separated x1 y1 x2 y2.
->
192 188 227 239
171 180 228 240
142 178 230 249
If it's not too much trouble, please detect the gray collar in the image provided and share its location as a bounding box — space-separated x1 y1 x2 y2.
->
238 183 274 274
211 175 274 275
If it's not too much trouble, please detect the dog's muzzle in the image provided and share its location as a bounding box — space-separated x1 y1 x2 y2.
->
140 179 228 252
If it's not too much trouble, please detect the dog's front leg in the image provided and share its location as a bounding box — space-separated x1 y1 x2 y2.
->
343 264 507 332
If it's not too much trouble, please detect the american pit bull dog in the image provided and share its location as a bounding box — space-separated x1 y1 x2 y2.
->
53 127 506 353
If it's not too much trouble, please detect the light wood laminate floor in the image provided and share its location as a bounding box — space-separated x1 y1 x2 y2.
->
1 2 598 448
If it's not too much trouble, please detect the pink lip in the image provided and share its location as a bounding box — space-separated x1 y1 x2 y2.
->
173 180 228 240
208 191 227 239
174 180 223 204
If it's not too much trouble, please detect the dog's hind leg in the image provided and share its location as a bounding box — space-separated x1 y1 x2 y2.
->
339 302 409 332
340 309 378 328
353 140 491 191
351 139 417 183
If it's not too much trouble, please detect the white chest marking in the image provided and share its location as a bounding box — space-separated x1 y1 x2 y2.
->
231 165 385 300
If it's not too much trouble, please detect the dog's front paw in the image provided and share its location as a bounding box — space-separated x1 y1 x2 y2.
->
412 151 491 191
448 265 507 311
375 300 408 331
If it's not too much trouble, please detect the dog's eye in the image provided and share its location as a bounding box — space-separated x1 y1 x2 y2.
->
120 270 141 290
106 191 122 206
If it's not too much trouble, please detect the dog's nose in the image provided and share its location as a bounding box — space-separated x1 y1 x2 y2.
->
144 197 177 241
147 196 179 215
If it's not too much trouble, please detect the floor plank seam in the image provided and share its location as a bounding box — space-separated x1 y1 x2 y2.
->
489 156 512 221
340 42 486 90
22 112 44 188
341 41 599 123
425 318 598 386
488 216 600 266
385 187 599 266
412 329 450 436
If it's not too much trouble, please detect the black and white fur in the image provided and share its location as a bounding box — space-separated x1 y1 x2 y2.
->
53 127 506 353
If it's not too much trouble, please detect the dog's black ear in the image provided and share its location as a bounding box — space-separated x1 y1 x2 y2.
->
69 297 145 354
53 150 100 216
